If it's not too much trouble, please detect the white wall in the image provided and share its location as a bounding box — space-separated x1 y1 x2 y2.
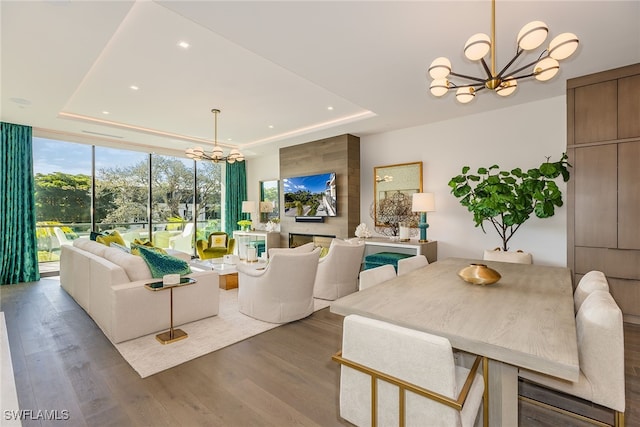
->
245 152 279 227
360 95 568 267
245 95 569 266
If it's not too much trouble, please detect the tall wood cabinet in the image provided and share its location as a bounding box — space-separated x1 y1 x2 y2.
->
567 63 640 323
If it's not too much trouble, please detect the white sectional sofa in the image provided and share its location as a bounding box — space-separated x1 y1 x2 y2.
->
60 239 219 343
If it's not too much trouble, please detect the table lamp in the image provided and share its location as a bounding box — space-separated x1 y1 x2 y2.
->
241 201 256 229
412 193 435 242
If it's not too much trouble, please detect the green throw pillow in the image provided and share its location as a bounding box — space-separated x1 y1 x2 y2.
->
135 244 191 279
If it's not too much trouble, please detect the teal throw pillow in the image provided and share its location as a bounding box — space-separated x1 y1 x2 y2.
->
135 244 192 279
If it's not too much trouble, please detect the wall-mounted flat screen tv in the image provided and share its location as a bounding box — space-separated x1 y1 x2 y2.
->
283 172 337 217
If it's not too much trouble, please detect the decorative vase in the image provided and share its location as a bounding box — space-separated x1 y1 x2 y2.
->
458 263 501 286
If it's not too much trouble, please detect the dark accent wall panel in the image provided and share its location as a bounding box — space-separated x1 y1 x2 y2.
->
279 134 360 246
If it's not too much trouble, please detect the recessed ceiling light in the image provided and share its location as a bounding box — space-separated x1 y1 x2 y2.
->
177 41 190 49
268 125 274 129
102 111 110 115
327 106 334 110
130 85 139 91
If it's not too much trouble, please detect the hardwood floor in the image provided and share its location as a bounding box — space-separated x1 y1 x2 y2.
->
2 278 639 426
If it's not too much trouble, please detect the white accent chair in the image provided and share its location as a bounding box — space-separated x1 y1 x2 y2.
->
397 254 429 276
169 223 195 254
519 290 625 426
313 239 365 300
483 248 532 264
237 248 321 323
574 270 609 313
334 314 486 427
359 264 396 291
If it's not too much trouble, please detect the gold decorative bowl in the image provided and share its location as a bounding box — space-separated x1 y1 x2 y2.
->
458 263 501 286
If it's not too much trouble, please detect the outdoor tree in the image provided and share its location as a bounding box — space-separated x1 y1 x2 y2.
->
34 172 91 223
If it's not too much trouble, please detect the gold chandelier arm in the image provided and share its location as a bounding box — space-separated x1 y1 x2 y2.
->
448 71 487 83
504 51 549 78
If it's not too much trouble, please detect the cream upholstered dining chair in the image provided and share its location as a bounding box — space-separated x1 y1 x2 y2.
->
574 270 609 313
333 314 486 427
237 248 321 323
519 290 625 426
359 264 397 291
313 239 365 300
483 248 532 264
397 254 429 276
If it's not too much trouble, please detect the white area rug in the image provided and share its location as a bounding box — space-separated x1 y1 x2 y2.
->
115 289 331 378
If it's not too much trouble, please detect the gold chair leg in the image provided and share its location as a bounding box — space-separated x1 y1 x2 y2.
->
615 411 624 427
483 357 489 427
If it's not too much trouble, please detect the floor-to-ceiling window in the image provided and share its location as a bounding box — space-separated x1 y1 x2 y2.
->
150 154 195 249
196 160 224 243
32 137 224 274
95 146 149 244
33 138 92 271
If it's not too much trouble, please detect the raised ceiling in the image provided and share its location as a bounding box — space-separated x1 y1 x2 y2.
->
2 1 639 158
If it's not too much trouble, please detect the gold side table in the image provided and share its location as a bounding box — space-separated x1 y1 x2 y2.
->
145 277 196 344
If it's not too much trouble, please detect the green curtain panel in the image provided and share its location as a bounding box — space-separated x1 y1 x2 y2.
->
1 122 40 285
224 161 247 235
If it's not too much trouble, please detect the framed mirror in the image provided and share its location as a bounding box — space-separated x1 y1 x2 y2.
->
259 179 280 223
374 162 423 227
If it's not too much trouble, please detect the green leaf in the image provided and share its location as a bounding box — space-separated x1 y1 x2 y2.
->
462 166 470 174
477 167 488 174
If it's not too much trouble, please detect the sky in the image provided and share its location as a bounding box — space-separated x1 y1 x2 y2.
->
282 172 334 194
32 137 189 175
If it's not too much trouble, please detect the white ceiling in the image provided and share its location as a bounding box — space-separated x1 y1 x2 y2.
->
2 1 639 158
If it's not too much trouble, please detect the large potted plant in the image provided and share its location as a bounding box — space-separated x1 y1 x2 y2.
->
448 153 571 252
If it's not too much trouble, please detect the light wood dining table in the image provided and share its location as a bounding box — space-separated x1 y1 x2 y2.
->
331 257 579 426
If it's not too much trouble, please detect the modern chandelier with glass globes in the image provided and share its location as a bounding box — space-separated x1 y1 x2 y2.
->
185 109 244 164
428 0 579 104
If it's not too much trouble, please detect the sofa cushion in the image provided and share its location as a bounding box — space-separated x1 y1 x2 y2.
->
74 238 109 257
102 247 153 282
135 244 192 278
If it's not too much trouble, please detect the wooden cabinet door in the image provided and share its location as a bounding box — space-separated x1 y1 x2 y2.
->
574 80 617 144
574 145 618 248
618 75 640 139
619 141 640 249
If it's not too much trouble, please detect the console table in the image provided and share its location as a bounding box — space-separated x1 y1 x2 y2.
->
363 238 437 263
233 230 280 258
145 277 197 344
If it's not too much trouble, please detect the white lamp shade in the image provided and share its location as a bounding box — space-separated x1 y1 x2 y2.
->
428 57 452 79
412 193 435 212
430 79 449 97
549 32 579 60
211 145 224 159
534 57 560 81
496 77 518 97
455 87 476 104
242 201 256 213
464 33 491 61
517 21 548 51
